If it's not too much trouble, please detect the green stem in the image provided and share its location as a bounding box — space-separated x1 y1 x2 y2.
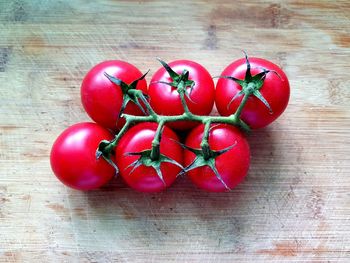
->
138 92 158 118
178 81 193 116
103 86 252 156
150 121 164 160
103 120 131 154
233 93 250 119
122 113 249 130
200 120 211 160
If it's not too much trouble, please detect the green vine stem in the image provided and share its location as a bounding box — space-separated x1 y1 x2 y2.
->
98 86 250 159
178 81 194 117
150 121 165 160
200 120 212 160
233 93 250 119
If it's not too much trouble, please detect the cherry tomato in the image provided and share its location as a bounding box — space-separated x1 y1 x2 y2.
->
215 57 290 129
81 60 147 131
148 60 215 130
115 122 183 192
184 124 250 192
50 122 115 190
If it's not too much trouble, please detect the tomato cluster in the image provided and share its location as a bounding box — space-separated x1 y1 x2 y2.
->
50 55 290 192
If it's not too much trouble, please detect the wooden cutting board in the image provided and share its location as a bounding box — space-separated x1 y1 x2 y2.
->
1 0 349 262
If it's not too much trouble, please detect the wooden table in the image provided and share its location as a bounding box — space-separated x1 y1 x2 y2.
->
1 0 349 262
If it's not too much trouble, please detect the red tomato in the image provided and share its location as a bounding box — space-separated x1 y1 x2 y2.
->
50 122 115 190
115 122 183 192
148 60 215 130
81 60 147 131
184 124 250 192
215 57 290 129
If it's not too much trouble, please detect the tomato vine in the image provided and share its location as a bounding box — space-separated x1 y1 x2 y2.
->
51 51 289 192
98 52 276 188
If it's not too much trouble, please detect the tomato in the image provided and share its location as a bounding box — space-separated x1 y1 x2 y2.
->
50 122 115 190
184 124 250 192
215 57 290 129
148 60 215 130
81 60 148 131
115 122 183 192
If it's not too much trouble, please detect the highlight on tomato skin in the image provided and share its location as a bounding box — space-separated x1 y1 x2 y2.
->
215 57 290 129
50 122 115 191
183 124 250 192
81 60 148 131
115 122 184 193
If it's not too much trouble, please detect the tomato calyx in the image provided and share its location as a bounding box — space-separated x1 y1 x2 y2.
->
152 59 195 102
104 70 150 120
217 52 280 114
179 142 236 191
125 149 183 185
96 140 119 174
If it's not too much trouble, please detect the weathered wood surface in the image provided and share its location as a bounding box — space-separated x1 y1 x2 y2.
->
0 0 349 262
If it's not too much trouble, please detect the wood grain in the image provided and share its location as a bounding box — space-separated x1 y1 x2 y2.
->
0 0 349 262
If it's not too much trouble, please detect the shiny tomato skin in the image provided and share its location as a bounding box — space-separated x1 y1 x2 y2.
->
115 122 183 193
184 124 250 192
50 122 115 190
215 58 290 129
148 60 215 130
81 60 147 131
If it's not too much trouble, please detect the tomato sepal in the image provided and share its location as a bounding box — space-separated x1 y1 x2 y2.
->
216 51 282 116
153 59 196 103
125 149 183 185
178 142 237 191
96 140 119 174
104 70 150 123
